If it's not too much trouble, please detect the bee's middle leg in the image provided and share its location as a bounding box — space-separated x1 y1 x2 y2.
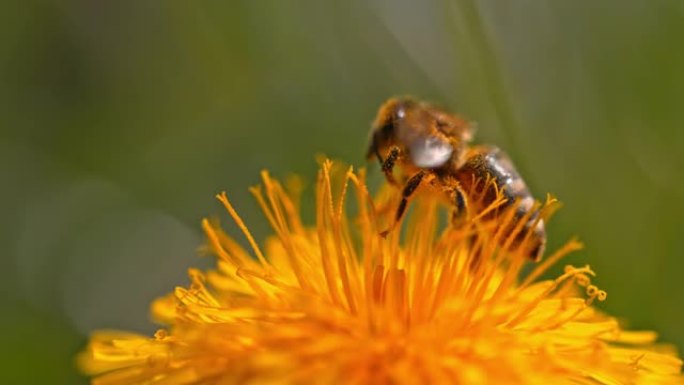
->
380 170 427 237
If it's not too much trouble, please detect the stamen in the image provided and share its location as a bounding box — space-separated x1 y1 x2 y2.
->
505 265 595 328
202 219 245 267
215 192 268 266
260 171 312 291
520 238 584 290
324 163 357 314
283 175 305 233
316 168 343 307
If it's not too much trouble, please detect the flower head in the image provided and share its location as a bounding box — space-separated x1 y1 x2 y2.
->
79 160 683 384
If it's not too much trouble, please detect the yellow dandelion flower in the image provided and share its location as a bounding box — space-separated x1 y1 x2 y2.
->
79 160 683 385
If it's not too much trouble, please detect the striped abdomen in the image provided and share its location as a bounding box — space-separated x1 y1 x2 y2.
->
455 146 546 261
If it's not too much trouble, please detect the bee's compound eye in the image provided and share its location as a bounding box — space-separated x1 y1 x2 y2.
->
410 137 453 168
396 107 406 119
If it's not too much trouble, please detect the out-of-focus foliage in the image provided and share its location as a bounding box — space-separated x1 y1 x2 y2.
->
1 1 682 383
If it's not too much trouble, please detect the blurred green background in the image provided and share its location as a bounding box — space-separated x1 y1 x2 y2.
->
2 1 683 383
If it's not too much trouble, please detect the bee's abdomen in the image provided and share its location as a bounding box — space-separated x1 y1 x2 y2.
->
456 146 546 261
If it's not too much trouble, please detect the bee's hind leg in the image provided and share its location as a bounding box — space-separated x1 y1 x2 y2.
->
443 181 469 227
443 181 486 270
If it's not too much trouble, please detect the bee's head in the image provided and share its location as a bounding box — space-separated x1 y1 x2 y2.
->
366 97 416 160
368 97 473 169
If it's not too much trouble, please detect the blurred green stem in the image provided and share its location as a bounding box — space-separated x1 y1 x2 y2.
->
444 0 523 158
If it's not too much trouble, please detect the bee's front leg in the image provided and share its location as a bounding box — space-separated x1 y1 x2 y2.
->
377 145 401 186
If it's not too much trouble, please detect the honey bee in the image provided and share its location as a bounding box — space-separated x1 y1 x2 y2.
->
367 97 546 261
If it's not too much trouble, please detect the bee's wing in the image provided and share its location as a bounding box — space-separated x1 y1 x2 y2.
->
408 135 453 168
396 105 456 168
